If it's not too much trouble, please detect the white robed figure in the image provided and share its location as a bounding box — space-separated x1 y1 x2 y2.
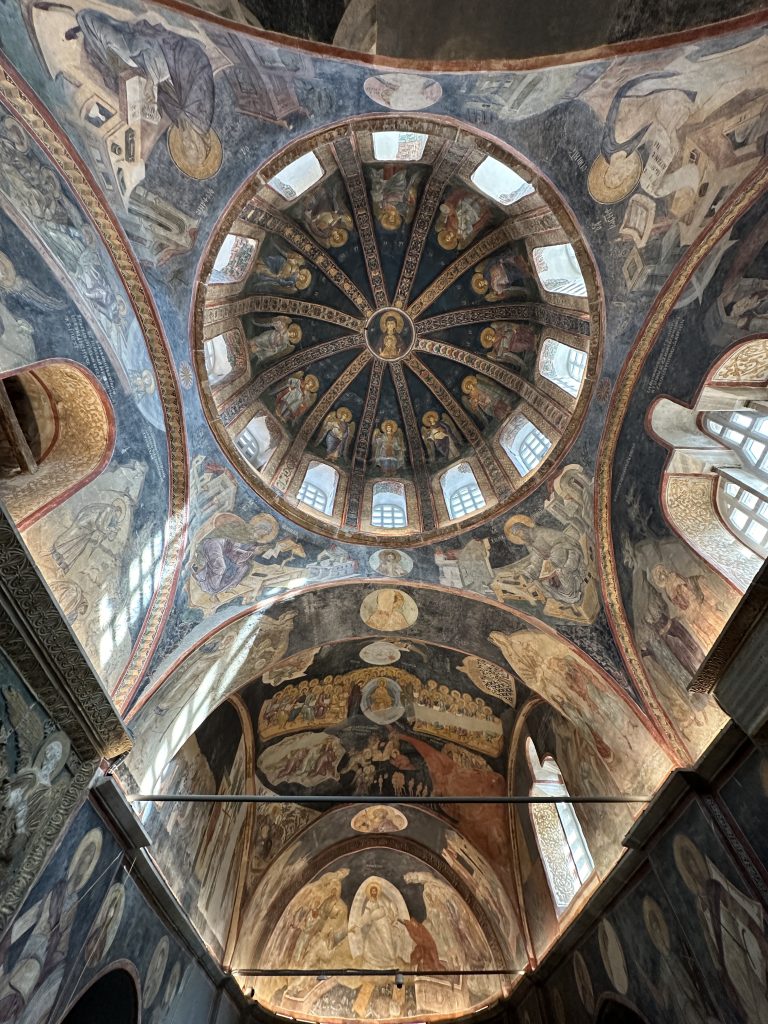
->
348 877 413 969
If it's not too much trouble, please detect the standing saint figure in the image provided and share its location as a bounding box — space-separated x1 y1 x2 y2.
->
318 407 355 461
274 372 319 423
372 420 406 471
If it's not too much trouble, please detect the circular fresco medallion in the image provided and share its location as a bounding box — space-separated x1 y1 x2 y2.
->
369 549 413 577
360 589 418 631
361 675 405 723
365 308 416 361
351 805 408 833
360 640 402 665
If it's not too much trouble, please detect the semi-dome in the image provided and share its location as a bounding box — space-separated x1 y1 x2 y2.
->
196 117 600 544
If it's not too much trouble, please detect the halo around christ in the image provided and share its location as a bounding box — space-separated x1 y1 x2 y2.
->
365 308 416 361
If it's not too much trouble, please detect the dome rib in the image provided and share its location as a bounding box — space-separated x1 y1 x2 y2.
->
196 116 599 545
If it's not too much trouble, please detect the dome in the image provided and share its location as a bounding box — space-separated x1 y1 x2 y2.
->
196 117 600 544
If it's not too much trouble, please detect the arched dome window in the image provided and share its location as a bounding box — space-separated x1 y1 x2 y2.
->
211 234 257 284
704 408 768 478
539 339 587 398
298 461 339 516
526 737 593 915
718 478 768 556
268 151 324 200
203 334 234 384
470 155 534 206
500 418 552 476
532 243 587 297
372 131 428 161
440 463 485 519
235 414 274 469
371 481 408 528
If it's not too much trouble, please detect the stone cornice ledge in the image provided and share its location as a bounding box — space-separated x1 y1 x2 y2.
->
0 504 130 760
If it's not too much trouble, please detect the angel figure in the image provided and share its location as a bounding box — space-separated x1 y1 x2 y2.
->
370 166 422 230
318 407 355 461
435 187 494 250
0 249 66 312
480 321 537 367
372 420 406 471
421 411 461 462
461 375 511 425
471 249 529 302
274 372 319 423
0 691 70 874
300 178 354 248
253 243 312 293
247 316 302 364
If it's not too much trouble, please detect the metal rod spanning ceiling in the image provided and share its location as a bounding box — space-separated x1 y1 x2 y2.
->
130 793 649 804
232 969 526 977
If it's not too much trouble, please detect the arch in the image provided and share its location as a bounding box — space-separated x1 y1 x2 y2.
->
500 416 552 476
525 737 594 916
57 965 139 1024
0 360 115 530
594 994 651 1024
648 336 768 591
440 463 485 519
371 480 408 528
297 460 339 515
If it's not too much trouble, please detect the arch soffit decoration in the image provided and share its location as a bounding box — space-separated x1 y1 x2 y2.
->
0 64 189 713
594 156 768 762
645 335 768 594
124 579 669 798
235 825 521 973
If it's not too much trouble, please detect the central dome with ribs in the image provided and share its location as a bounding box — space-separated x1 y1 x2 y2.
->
196 117 598 544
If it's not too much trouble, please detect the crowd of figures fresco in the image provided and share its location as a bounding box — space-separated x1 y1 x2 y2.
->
0 2 767 1023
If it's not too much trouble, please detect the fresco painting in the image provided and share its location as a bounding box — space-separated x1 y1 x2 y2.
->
253 848 505 1022
143 699 248 959
0 111 171 689
0 802 198 1024
0 6 766 1024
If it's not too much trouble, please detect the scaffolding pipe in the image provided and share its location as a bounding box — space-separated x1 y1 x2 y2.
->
231 969 524 978
130 793 648 805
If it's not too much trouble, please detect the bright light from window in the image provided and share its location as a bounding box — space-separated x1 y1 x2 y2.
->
236 415 273 469
212 234 257 284
539 339 587 398
371 481 408 528
297 461 338 516
532 243 587 297
268 151 324 200
471 155 534 206
372 131 428 161
526 738 593 915
440 463 486 520
500 417 552 475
